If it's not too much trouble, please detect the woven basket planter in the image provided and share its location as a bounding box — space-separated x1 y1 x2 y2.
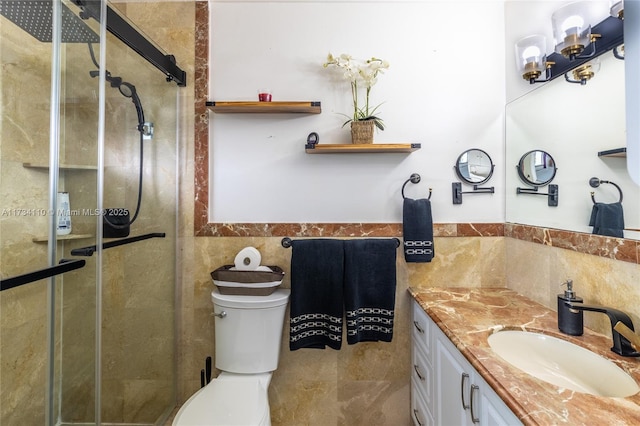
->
350 120 375 144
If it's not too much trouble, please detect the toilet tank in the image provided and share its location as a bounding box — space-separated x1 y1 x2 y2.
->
211 288 290 374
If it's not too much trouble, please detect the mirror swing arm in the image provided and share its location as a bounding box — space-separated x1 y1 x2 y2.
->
516 185 559 207
452 183 495 205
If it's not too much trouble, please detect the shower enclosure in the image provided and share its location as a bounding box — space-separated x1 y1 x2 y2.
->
0 1 185 424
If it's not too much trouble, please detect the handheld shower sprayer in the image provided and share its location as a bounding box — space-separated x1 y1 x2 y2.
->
87 43 147 235
89 70 145 133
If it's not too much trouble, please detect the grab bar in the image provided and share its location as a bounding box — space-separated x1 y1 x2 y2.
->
70 232 166 257
281 237 401 248
1 259 86 292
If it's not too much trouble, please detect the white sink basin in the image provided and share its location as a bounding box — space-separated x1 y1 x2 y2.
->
488 330 640 397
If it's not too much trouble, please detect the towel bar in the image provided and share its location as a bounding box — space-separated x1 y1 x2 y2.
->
589 177 623 203
281 237 400 248
402 173 432 200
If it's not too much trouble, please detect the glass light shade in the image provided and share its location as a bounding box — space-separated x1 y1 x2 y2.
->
515 35 547 81
552 1 593 57
610 1 623 19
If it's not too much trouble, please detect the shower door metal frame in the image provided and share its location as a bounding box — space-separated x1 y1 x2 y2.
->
73 0 186 87
46 1 64 423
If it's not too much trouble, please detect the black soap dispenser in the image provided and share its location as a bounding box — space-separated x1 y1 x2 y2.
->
557 279 584 336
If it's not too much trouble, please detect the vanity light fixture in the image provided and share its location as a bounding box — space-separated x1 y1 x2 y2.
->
514 2 623 86
565 58 600 84
611 1 624 60
515 35 555 84
552 1 602 60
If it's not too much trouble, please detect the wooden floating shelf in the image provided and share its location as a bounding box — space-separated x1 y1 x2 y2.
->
598 147 626 158
206 101 321 114
23 163 98 171
33 234 94 243
305 143 421 154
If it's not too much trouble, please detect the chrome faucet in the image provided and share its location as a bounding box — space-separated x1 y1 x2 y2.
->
563 301 640 357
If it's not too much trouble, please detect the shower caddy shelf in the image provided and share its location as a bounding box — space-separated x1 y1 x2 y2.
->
206 101 321 114
23 163 97 242
23 162 97 170
32 234 94 243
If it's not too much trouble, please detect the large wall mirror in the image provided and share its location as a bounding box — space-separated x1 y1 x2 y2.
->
505 52 640 240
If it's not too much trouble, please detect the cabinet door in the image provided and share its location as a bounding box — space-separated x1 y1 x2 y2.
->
435 336 473 426
411 378 434 426
412 301 432 357
479 382 522 426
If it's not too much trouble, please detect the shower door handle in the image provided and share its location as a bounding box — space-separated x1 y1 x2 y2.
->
1 259 86 292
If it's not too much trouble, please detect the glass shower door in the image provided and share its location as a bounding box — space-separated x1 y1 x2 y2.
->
97 4 178 421
1 0 101 424
2 1 179 425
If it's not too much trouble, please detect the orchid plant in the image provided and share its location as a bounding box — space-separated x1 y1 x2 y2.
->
323 53 390 130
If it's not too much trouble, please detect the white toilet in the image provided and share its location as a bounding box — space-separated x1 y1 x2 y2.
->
173 288 290 426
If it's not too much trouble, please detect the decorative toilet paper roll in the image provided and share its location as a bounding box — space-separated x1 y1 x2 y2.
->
234 246 262 270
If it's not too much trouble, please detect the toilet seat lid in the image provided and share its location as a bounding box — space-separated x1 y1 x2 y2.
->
173 378 269 426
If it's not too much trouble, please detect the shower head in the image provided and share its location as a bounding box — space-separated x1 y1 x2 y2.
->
0 0 99 43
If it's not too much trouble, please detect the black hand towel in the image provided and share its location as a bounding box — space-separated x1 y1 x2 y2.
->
289 239 344 350
344 239 397 344
403 197 434 262
589 202 625 238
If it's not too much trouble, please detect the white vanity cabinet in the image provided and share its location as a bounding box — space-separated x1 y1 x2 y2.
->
411 300 522 426
411 300 435 425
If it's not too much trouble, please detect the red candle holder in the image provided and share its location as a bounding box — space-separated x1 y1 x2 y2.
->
258 89 272 102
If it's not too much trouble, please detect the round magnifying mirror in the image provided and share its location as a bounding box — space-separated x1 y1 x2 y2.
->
454 149 495 185
516 150 557 186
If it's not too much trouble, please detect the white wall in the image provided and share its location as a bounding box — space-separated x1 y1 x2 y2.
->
208 0 506 223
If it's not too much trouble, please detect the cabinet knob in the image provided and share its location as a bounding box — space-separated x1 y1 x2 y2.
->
413 320 425 334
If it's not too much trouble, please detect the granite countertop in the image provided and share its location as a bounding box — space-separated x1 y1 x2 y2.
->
408 287 640 425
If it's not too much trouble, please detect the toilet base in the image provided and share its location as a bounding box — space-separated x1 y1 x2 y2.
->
173 372 272 426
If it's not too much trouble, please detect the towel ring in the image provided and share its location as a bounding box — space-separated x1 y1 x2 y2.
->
589 177 623 204
401 173 432 200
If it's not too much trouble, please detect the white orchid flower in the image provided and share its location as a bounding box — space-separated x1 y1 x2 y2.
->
323 53 389 130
